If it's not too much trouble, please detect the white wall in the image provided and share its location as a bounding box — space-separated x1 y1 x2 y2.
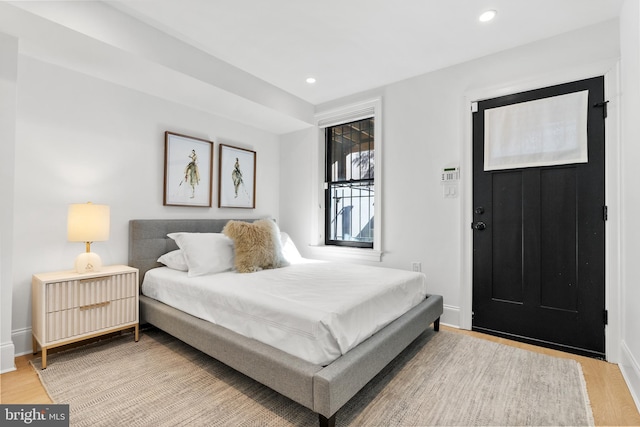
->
279 128 315 242
619 0 640 409
280 19 621 328
0 32 18 373
9 55 282 358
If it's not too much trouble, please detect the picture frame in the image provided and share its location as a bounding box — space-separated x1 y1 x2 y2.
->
163 131 213 207
218 144 256 208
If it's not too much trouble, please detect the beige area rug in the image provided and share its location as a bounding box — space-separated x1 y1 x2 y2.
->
33 328 594 426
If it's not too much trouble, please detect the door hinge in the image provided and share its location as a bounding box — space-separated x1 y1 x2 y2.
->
603 309 608 325
603 205 608 221
594 100 609 119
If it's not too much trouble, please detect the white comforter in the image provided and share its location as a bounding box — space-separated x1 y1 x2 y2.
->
142 260 428 365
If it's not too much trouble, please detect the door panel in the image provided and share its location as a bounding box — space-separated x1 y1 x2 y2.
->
540 167 577 311
472 77 606 358
492 172 523 303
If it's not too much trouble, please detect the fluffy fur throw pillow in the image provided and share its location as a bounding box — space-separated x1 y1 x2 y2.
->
223 219 289 273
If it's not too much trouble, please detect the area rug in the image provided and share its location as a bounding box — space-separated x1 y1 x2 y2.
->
32 328 594 426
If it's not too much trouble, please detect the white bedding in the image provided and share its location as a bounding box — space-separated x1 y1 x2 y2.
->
141 260 428 365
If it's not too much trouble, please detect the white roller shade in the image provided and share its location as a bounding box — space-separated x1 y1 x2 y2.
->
484 90 589 171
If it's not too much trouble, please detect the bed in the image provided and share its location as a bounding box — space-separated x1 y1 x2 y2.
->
129 219 443 427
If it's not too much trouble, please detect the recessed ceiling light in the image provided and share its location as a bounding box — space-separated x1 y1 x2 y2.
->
306 77 317 84
479 10 497 22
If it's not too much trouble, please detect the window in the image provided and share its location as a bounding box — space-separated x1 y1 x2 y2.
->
312 97 382 261
325 118 374 248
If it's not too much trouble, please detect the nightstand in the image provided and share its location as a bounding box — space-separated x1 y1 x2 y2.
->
32 264 139 369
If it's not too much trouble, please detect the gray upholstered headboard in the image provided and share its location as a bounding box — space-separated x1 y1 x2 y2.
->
128 218 258 286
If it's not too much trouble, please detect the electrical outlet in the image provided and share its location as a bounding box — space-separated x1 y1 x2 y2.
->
411 262 422 272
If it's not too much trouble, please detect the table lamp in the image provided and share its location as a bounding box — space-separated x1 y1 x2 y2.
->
67 202 110 273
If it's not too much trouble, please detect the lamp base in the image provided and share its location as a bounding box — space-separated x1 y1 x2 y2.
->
75 252 102 274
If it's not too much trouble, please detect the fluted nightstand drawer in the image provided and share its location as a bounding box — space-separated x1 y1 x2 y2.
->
45 272 137 313
46 296 137 341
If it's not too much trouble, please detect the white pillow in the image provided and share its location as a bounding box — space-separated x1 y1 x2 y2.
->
157 249 188 272
167 232 234 277
280 232 303 264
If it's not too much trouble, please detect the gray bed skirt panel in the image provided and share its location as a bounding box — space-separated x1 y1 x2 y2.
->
312 294 443 417
140 295 322 410
140 293 443 419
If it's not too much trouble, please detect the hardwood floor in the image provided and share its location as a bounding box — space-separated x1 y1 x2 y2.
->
0 352 51 404
2 327 639 426
444 326 640 426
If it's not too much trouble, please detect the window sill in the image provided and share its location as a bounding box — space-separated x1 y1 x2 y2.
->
307 244 382 263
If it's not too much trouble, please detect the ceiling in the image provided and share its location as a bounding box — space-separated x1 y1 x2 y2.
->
109 0 625 105
0 0 624 134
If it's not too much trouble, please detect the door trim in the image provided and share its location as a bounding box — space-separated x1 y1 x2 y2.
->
460 61 621 362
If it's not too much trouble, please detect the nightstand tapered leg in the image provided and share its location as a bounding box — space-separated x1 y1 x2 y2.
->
41 347 47 369
134 324 139 342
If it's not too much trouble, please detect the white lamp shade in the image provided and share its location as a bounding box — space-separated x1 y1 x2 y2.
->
67 203 110 242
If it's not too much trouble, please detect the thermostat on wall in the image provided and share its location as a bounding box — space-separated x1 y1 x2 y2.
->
441 166 460 199
441 167 460 182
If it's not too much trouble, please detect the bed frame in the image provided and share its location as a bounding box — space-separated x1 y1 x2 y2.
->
129 219 443 427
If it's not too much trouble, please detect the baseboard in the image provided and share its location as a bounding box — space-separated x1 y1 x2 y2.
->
619 340 640 413
11 326 32 357
441 304 460 328
0 340 16 373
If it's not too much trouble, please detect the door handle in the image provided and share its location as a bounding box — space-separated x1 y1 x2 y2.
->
473 221 486 231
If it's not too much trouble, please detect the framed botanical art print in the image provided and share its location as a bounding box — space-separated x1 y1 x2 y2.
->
163 131 213 207
218 144 256 208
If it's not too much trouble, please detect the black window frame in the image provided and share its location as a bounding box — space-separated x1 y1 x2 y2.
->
324 118 374 249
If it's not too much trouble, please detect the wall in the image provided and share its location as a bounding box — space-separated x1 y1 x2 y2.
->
10 55 282 358
619 0 640 409
0 33 18 373
279 128 315 243
280 19 620 328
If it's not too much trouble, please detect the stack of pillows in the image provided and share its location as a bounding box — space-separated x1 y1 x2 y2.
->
157 219 291 276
